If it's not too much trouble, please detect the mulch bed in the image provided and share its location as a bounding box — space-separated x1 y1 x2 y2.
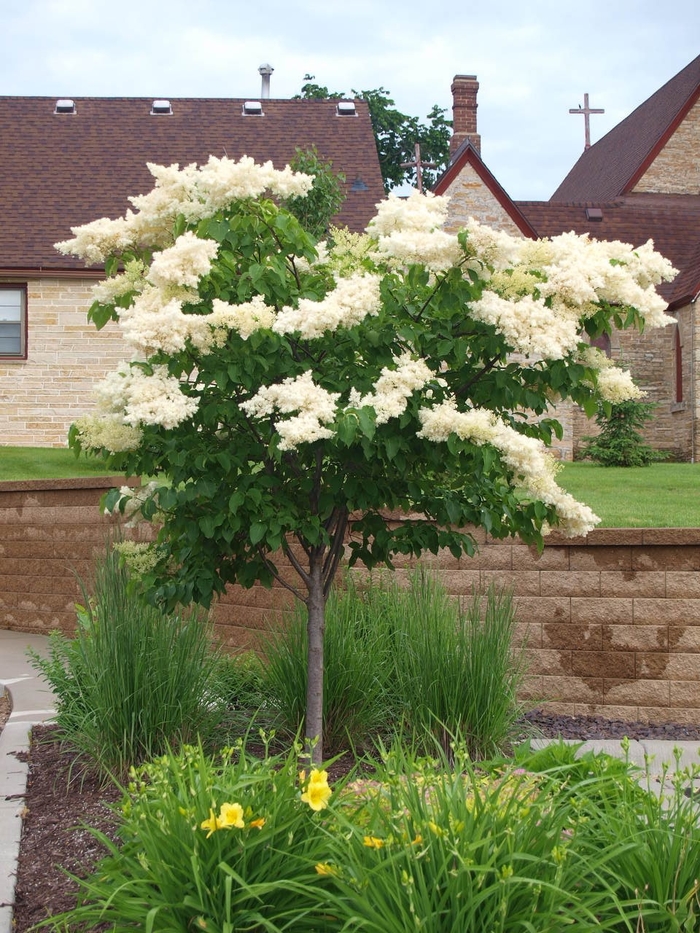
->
8 712 700 932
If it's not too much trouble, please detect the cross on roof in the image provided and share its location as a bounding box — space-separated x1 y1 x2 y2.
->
569 93 605 150
400 143 436 193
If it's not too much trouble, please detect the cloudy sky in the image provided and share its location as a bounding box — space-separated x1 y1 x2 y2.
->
2 0 698 200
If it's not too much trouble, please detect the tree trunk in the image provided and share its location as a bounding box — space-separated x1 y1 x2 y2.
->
305 555 326 764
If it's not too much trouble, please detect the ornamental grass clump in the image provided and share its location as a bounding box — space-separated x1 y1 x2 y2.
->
382 572 527 759
29 546 226 778
261 575 393 752
261 570 527 759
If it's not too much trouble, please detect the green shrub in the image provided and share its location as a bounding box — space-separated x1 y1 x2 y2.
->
29 546 226 777
580 397 669 467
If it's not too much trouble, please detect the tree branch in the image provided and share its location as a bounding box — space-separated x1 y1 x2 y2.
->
256 546 307 602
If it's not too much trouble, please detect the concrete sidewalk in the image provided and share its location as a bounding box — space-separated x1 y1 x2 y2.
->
0 631 55 933
0 630 699 933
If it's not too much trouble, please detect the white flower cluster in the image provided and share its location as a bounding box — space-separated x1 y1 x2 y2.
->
240 371 340 451
595 366 643 404
209 295 277 341
113 541 159 575
463 220 677 346
56 215 134 265
103 480 160 521
72 413 143 454
91 259 149 305
417 400 600 537
197 155 312 211
56 156 313 259
273 273 382 338
147 231 219 289
470 291 581 360
368 191 451 236
349 353 433 424
118 288 202 356
94 363 199 430
368 191 462 272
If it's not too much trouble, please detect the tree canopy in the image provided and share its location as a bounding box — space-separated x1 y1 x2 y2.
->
296 77 452 192
58 157 676 759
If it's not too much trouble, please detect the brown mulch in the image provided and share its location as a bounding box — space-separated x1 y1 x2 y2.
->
8 712 700 932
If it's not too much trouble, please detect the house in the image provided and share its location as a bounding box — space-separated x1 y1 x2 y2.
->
435 59 700 461
0 94 385 446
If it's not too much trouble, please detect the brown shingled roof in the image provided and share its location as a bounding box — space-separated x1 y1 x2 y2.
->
0 96 384 273
517 193 700 310
550 55 700 201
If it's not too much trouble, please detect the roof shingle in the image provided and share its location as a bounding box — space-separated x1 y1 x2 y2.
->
0 96 384 273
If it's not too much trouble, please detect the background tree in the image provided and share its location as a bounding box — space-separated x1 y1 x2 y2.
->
282 146 345 239
580 396 670 466
296 77 452 192
58 160 676 761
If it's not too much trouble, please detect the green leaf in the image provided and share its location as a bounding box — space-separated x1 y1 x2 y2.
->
358 407 376 440
249 522 267 545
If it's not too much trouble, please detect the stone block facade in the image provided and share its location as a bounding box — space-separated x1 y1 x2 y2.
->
633 98 700 195
0 276 121 447
442 164 524 237
2 480 700 725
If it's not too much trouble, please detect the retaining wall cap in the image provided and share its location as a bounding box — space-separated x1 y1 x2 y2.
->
0 477 137 493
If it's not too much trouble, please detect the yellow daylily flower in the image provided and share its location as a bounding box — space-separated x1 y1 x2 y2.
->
200 809 219 838
301 769 332 811
363 835 385 849
218 802 245 829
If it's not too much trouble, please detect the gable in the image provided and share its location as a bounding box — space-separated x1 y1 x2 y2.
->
434 141 537 238
442 163 526 236
633 97 700 195
0 96 384 274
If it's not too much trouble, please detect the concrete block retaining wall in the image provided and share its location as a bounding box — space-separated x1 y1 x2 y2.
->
2 479 700 725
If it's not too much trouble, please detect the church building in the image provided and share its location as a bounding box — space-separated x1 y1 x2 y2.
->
435 57 700 461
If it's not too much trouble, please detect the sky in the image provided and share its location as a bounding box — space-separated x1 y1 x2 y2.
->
2 0 698 201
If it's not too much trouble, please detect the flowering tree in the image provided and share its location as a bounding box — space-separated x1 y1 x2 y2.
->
58 156 676 761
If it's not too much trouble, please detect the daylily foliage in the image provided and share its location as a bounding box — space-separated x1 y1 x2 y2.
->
59 155 676 760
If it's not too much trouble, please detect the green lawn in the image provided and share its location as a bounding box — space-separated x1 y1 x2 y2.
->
0 446 126 481
557 461 700 527
0 447 697 527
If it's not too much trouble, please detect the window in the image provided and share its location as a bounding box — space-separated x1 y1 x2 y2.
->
590 332 611 358
0 286 26 358
674 324 683 403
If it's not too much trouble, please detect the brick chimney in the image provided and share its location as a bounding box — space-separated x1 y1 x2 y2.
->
450 75 481 157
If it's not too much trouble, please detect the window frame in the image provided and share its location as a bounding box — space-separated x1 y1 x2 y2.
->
0 284 27 360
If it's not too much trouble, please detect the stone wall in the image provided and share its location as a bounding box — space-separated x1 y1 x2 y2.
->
2 479 700 725
0 275 122 447
633 97 700 195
